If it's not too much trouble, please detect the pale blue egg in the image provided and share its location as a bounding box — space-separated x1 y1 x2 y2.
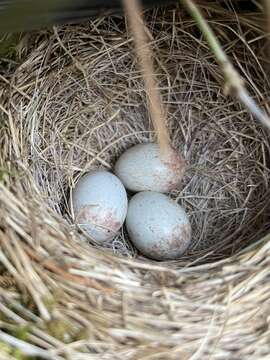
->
126 191 191 260
115 143 185 193
72 170 128 243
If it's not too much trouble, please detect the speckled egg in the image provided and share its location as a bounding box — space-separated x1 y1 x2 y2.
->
71 170 128 243
126 191 191 260
114 143 186 193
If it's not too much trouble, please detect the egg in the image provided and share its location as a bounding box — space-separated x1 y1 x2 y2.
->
114 143 186 193
71 170 128 243
126 191 191 260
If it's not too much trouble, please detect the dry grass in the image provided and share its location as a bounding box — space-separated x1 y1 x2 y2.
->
0 2 270 359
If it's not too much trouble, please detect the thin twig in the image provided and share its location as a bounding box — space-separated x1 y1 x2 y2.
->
122 0 171 153
180 0 270 130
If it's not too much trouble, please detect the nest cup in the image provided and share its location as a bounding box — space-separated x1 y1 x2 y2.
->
1 4 270 359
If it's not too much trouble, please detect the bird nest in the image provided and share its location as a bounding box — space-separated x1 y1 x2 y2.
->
1 3 270 359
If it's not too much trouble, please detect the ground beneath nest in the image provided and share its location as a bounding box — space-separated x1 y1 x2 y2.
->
3 8 270 265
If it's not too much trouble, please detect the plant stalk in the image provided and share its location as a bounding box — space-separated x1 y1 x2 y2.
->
180 0 270 130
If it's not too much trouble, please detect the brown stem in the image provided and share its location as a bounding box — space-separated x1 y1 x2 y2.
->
122 0 171 154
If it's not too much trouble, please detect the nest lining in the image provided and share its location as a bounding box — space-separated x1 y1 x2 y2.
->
4 11 270 263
